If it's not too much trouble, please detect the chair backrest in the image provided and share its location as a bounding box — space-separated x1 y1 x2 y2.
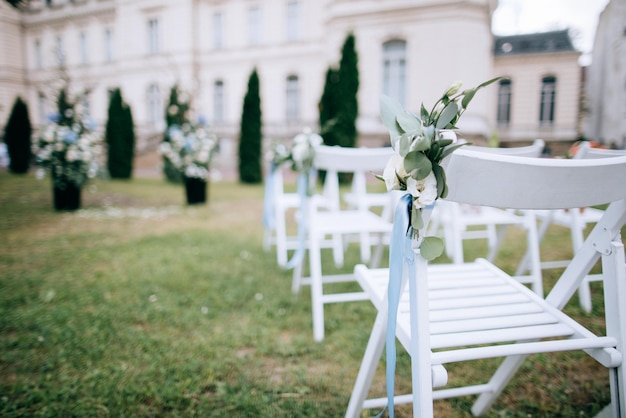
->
574 141 626 159
313 145 394 209
443 148 626 210
465 139 545 157
313 145 395 172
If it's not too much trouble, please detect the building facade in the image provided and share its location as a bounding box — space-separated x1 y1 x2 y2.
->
584 0 626 149
1 0 587 157
492 30 582 151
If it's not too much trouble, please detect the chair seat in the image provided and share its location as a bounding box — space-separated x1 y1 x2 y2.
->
355 259 619 368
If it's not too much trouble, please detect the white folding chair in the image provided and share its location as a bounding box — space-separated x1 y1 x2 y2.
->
292 145 395 341
263 163 301 267
519 142 626 312
346 149 626 417
429 139 545 295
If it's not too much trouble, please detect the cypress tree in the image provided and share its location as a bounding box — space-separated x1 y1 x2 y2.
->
318 66 341 147
4 96 32 174
162 85 189 183
106 88 135 179
336 32 359 149
238 68 263 184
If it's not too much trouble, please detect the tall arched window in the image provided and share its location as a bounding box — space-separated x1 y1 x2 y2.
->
147 83 162 127
382 40 407 106
497 78 512 125
539 76 556 124
286 75 299 123
214 80 225 124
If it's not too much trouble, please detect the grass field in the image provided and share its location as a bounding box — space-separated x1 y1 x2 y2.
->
0 170 617 417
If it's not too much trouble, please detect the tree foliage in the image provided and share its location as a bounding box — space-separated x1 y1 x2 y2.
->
318 66 341 147
238 68 263 184
318 32 360 150
336 32 359 148
105 88 135 179
4 96 32 174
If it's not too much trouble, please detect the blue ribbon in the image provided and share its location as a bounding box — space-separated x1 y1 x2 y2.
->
284 172 309 269
384 193 415 418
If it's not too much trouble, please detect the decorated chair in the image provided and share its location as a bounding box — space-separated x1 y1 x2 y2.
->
292 145 394 341
346 148 626 417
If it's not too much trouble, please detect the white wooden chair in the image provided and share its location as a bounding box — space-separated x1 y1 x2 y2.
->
518 142 626 312
263 163 302 267
292 145 395 341
428 139 545 294
346 148 626 417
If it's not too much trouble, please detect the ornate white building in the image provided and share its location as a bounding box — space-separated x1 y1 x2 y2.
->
1 0 587 156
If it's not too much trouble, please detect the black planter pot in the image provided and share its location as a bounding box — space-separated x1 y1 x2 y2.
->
184 177 207 204
53 183 81 211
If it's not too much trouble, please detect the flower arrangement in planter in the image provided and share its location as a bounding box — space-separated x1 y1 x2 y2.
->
33 91 104 211
159 120 219 204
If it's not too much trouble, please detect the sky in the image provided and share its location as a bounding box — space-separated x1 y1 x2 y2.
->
491 0 611 65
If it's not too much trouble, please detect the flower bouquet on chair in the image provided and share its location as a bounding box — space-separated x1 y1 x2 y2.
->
160 119 218 205
34 90 103 211
379 78 503 259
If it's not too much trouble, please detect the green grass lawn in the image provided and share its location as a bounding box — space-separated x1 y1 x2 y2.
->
0 171 616 417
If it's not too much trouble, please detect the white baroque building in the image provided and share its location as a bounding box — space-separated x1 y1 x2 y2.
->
0 0 589 157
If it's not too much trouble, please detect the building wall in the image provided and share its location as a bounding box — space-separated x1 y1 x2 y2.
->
0 1 26 127
1 0 587 158
493 50 581 147
584 0 626 148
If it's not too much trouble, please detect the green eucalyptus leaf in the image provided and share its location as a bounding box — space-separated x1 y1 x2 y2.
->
420 236 445 260
436 101 459 129
396 111 421 133
437 139 453 148
380 95 405 137
404 151 432 180
432 163 446 197
461 76 505 109
408 133 431 152
440 142 468 160
411 204 424 230
398 133 413 157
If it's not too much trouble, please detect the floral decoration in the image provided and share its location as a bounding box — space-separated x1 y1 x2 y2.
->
159 120 219 180
34 99 103 189
379 77 503 259
268 128 322 172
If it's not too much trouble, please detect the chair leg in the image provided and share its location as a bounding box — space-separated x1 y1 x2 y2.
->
345 309 388 418
310 236 325 341
602 240 626 415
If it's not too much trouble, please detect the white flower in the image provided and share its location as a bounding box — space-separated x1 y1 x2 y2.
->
382 154 407 192
407 172 438 208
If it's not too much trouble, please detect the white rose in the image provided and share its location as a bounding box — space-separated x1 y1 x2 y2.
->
407 171 438 208
382 154 406 192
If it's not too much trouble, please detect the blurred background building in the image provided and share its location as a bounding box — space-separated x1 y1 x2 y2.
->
0 0 622 167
